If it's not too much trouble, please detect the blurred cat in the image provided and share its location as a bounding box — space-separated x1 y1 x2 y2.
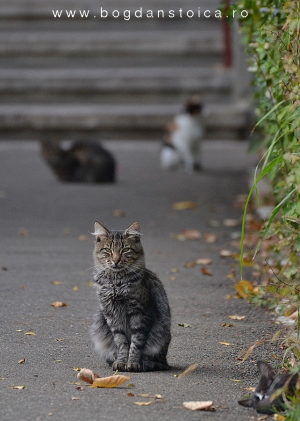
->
160 95 204 172
40 138 115 183
238 361 299 414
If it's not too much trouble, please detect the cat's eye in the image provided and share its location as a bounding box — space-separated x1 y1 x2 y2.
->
123 247 132 253
101 248 111 253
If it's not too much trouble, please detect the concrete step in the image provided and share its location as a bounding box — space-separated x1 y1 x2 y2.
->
0 67 231 104
0 30 222 56
0 102 252 141
2 0 222 19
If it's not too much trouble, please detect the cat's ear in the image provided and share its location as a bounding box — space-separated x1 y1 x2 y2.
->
238 398 254 408
93 222 109 242
257 361 276 380
125 222 142 240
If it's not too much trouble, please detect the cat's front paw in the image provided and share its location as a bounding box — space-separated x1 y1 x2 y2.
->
112 361 127 372
127 361 142 372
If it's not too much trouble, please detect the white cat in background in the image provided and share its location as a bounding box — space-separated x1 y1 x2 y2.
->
160 96 204 173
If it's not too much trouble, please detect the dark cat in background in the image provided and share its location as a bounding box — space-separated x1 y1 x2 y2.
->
239 361 299 414
40 138 115 183
90 222 171 372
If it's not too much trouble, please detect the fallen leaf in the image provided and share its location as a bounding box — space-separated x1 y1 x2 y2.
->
56 338 64 342
245 387 256 392
88 281 94 287
18 358 26 364
12 385 25 389
221 323 234 327
0 377 5 380
16 329 23 332
71 397 81 400
226 270 236 280
201 267 212 276
220 249 232 257
203 232 218 243
72 286 79 291
178 229 201 240
127 383 135 388
51 301 67 308
54 360 62 363
225 294 239 300
178 363 198 379
72 367 82 372
77 368 99 384
219 342 234 346
1 266 7 271
228 315 246 320
223 218 240 227
238 340 265 364
51 280 64 285
25 332 36 336
75 386 84 391
234 280 255 299
173 201 198 210
273 415 286 421
91 375 130 388
112 209 126 218
19 229 30 236
183 401 214 411
133 401 153 406
169 276 175 281
230 379 241 382
178 323 191 328
78 234 88 241
184 258 212 268
170 268 179 273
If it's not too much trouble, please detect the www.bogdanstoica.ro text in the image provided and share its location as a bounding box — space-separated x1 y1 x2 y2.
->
52 7 249 20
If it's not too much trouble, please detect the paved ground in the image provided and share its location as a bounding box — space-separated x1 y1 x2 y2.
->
0 140 278 421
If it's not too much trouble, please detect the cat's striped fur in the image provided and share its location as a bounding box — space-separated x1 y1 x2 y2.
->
90 222 171 372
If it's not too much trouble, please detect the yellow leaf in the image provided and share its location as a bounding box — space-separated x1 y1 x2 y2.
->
173 201 198 210
178 363 198 379
16 329 23 332
225 294 239 300
56 338 64 342
25 332 36 336
91 374 130 388
221 323 234 327
0 377 6 380
230 379 241 382
183 401 214 411
178 323 191 328
51 301 67 307
88 281 94 287
72 286 79 291
228 315 246 320
12 385 25 389
51 280 64 285
234 280 254 299
219 342 234 346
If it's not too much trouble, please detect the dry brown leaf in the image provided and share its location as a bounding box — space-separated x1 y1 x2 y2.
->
18 358 26 364
238 340 265 364
91 374 130 388
12 385 25 389
51 280 64 285
2 266 8 271
220 249 232 257
173 201 198 210
19 229 30 236
201 267 212 276
223 218 240 227
112 209 126 218
181 229 201 240
178 363 198 379
203 232 218 243
228 315 246 320
51 301 67 308
183 401 214 411
133 400 154 406
77 368 99 384
78 234 88 241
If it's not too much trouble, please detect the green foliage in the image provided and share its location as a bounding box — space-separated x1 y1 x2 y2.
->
233 1 300 416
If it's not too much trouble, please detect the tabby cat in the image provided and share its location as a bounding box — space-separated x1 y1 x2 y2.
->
239 361 299 414
40 138 115 183
90 222 171 372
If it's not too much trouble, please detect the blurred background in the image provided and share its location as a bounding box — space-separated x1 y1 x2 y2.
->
0 0 253 143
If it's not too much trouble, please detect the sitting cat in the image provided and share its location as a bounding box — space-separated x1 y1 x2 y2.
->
40 138 115 183
238 361 299 414
90 222 171 372
160 95 204 172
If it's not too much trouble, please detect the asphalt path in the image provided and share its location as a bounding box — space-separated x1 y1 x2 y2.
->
0 140 278 421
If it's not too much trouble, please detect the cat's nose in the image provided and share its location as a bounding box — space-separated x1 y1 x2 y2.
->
112 254 121 267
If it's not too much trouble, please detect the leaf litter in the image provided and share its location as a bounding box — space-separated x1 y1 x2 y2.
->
77 368 130 388
183 401 215 411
